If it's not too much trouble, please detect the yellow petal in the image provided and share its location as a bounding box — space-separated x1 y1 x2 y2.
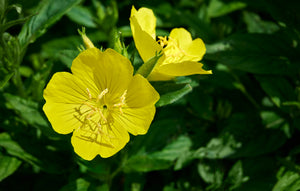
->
73 48 134 96
130 6 156 39
126 74 160 107
94 49 134 96
185 38 206 61
130 7 163 62
71 121 130 160
158 61 212 76
43 72 93 134
147 70 174 81
71 48 103 96
112 105 156 136
169 28 206 62
169 28 193 49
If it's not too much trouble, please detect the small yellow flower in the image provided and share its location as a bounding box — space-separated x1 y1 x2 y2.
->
43 48 159 160
130 6 212 81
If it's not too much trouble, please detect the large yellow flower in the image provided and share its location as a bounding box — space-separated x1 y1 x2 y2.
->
130 6 212 81
43 48 159 160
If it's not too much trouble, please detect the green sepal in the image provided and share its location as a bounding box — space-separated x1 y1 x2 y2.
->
136 51 163 78
113 30 128 58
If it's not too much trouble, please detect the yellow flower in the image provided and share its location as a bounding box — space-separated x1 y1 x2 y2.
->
130 6 212 81
43 48 159 160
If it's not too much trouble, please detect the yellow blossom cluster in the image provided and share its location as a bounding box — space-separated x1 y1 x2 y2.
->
43 6 211 160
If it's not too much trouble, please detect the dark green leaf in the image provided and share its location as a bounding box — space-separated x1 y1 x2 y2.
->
243 11 279 34
4 93 48 128
238 157 278 191
3 93 58 137
193 133 241 159
60 178 90 191
0 69 14 89
18 0 82 47
0 132 39 165
206 33 299 74
66 5 97 28
255 75 296 107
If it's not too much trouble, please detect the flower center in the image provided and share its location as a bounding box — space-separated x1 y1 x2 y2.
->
157 36 186 64
74 88 127 146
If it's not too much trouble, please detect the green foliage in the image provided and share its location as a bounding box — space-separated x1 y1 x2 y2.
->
1 0 300 190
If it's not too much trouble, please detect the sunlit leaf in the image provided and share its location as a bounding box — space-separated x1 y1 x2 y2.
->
0 154 22 181
207 0 246 18
225 160 249 190
273 167 300 191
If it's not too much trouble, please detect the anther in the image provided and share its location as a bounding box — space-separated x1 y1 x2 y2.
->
97 88 108 103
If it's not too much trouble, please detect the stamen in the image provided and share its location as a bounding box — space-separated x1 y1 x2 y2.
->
86 88 92 100
157 36 168 47
97 88 108 103
75 87 120 146
97 108 107 122
113 90 127 115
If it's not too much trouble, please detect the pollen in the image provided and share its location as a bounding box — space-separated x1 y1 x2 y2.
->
157 36 186 64
75 88 129 144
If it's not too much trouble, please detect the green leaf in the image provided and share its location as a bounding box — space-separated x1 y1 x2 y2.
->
3 93 58 137
0 0 6 17
60 178 90 191
273 168 300 191
129 119 182 155
243 11 279 34
0 69 14 89
206 33 299 74
77 158 110 178
151 135 192 161
265 0 300 31
193 133 242 159
207 0 246 18
136 51 163 78
0 154 22 182
66 5 97 28
2 17 30 31
56 50 79 68
198 160 224 188
255 76 296 107
18 0 81 47
187 87 214 121
225 160 249 190
0 133 39 165
155 83 193 107
223 113 287 158
4 93 48 128
238 157 278 190
123 152 172 173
